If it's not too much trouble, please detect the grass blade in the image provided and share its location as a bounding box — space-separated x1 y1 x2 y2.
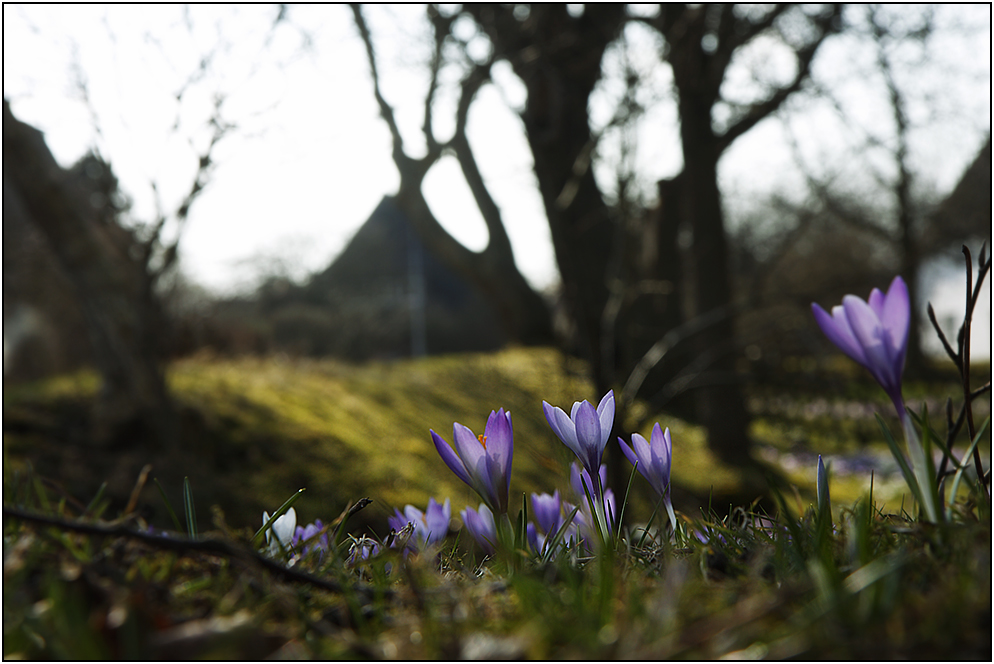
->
901 413 940 523
183 477 197 539
948 417 990 516
83 482 108 519
542 505 581 564
616 461 639 538
876 413 924 514
154 478 183 532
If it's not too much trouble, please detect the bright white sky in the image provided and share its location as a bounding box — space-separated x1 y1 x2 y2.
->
3 4 990 356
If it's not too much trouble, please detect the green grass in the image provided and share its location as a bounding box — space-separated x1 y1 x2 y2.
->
4 348 767 535
3 348 990 658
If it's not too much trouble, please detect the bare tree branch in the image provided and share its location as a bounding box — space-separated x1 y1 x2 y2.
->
710 5 792 94
716 5 842 154
448 58 520 262
351 4 410 167
780 121 895 243
422 5 456 155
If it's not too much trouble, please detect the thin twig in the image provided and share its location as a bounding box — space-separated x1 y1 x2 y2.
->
351 4 405 162
960 245 989 494
2 506 391 598
926 303 960 367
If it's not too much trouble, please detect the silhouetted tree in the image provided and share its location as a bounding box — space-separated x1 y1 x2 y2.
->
4 101 172 445
351 5 554 347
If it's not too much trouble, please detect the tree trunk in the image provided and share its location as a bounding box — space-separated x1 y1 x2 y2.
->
471 5 629 490
3 100 173 446
678 97 752 467
621 177 692 415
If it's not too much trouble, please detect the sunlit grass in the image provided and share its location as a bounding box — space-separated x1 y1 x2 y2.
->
164 348 602 529
8 348 973 531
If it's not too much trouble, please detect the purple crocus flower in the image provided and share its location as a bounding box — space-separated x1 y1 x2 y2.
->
388 497 452 551
544 391 615 481
812 276 910 415
293 519 329 558
526 522 546 556
618 423 673 507
527 491 580 556
531 491 564 538
569 463 617 539
460 503 497 555
431 409 513 515
527 491 561 556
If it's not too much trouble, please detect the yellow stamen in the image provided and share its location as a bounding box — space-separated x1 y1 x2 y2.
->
477 434 487 449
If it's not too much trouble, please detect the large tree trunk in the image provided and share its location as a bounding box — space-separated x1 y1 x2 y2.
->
476 5 623 374
3 100 173 446
679 104 751 466
468 4 631 491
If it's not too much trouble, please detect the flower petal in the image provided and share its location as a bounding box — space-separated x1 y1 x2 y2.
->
404 504 424 520
596 390 615 445
484 409 513 485
881 276 910 362
543 401 566 440
573 400 602 468
461 503 497 554
546 402 583 458
812 302 866 366
631 431 653 467
531 491 562 535
387 509 407 535
618 437 640 470
843 295 898 393
648 424 671 497
481 454 505 513
425 497 450 545
431 430 472 487
274 508 296 546
452 422 487 479
868 287 887 318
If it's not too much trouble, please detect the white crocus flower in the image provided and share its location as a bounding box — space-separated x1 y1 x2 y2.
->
262 507 297 558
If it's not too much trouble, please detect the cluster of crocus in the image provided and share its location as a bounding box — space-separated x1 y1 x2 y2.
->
387 497 451 553
262 508 334 561
428 390 680 556
544 391 622 543
252 273 949 570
